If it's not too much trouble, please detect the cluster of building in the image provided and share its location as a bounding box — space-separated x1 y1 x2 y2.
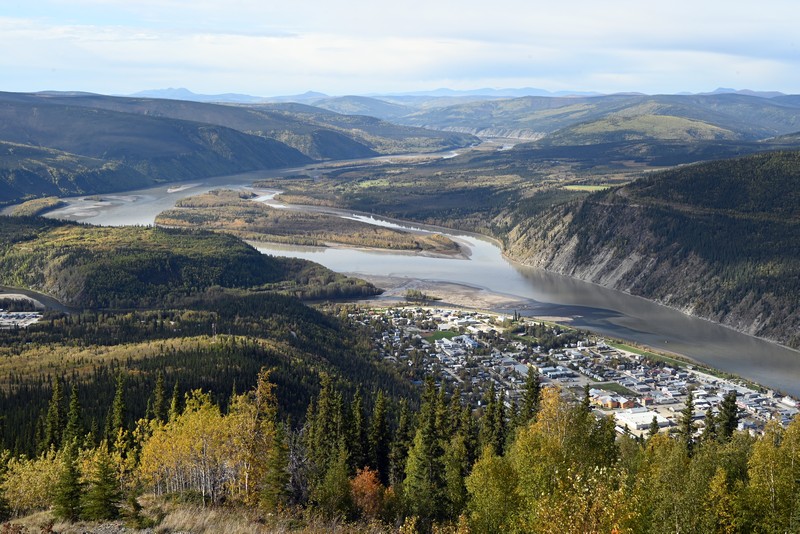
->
0 310 42 329
350 305 800 437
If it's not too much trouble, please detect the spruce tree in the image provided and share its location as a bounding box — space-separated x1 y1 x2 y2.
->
479 383 498 454
315 441 354 519
261 422 290 511
152 371 167 423
368 390 390 485
305 374 344 479
82 444 122 520
43 377 66 451
648 415 660 439
168 380 181 421
493 390 507 455
348 390 367 471
680 390 696 457
389 399 412 486
63 384 83 446
702 406 718 442
110 372 126 435
582 383 592 414
718 391 739 441
403 378 445 522
53 441 82 522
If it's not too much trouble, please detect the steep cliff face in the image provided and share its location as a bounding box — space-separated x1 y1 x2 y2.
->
505 152 800 348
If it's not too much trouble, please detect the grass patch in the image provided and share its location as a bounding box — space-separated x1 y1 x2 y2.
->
563 185 612 192
424 330 458 341
609 341 729 380
608 341 689 368
595 382 636 396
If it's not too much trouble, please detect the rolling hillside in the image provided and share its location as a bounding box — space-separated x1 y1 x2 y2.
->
0 92 313 205
0 91 478 206
0 216 378 308
0 141 153 204
505 151 800 347
8 92 477 159
394 93 800 142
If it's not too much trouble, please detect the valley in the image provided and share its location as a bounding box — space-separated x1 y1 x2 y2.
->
13 149 800 397
2 87 800 532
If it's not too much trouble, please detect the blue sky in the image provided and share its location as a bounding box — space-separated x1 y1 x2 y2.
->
1 0 798 96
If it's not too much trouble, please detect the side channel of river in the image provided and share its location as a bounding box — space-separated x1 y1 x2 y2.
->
15 169 800 397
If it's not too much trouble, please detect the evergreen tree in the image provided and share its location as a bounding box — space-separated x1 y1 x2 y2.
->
702 406 718 442
718 391 739 441
315 441 354 519
168 380 181 421
152 371 167 423
82 444 122 520
348 390 367 471
62 385 83 446
479 384 506 455
53 441 82 522
648 415 660 439
368 390 391 486
435 383 451 439
42 377 66 451
479 383 498 454
389 398 412 486
582 383 592 414
493 390 507 455
305 374 344 480
110 373 127 435
680 390 696 457
261 422 290 511
403 378 445 522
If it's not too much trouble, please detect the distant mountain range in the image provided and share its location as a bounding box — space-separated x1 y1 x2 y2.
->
124 88 800 144
390 93 800 142
129 87 787 104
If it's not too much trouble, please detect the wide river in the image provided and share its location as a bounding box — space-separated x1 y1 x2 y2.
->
18 168 800 396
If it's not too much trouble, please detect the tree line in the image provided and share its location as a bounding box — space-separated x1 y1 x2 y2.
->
6 359 800 533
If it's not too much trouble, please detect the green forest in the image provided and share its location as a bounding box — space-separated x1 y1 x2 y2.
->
0 216 379 308
5 350 800 533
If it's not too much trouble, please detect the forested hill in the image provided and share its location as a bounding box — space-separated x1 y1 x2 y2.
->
0 216 378 309
0 91 478 207
506 150 800 348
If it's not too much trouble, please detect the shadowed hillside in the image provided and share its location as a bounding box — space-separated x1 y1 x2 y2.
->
506 151 800 347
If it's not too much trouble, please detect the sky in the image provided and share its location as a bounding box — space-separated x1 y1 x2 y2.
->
1 0 798 97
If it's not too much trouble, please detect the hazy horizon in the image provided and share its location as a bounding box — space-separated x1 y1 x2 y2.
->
2 1 799 96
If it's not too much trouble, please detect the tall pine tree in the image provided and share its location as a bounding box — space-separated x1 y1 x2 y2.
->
82 444 122 520
368 390 391 486
152 371 167 423
62 385 83 446
42 376 66 452
680 390 696 457
718 391 739 441
53 441 82 522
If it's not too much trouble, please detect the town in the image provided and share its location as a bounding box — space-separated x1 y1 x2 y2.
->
0 310 42 329
347 305 800 438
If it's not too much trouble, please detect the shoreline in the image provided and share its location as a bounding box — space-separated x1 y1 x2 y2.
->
350 276 722 380
500 249 800 357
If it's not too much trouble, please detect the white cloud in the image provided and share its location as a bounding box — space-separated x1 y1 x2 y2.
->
1 1 799 95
